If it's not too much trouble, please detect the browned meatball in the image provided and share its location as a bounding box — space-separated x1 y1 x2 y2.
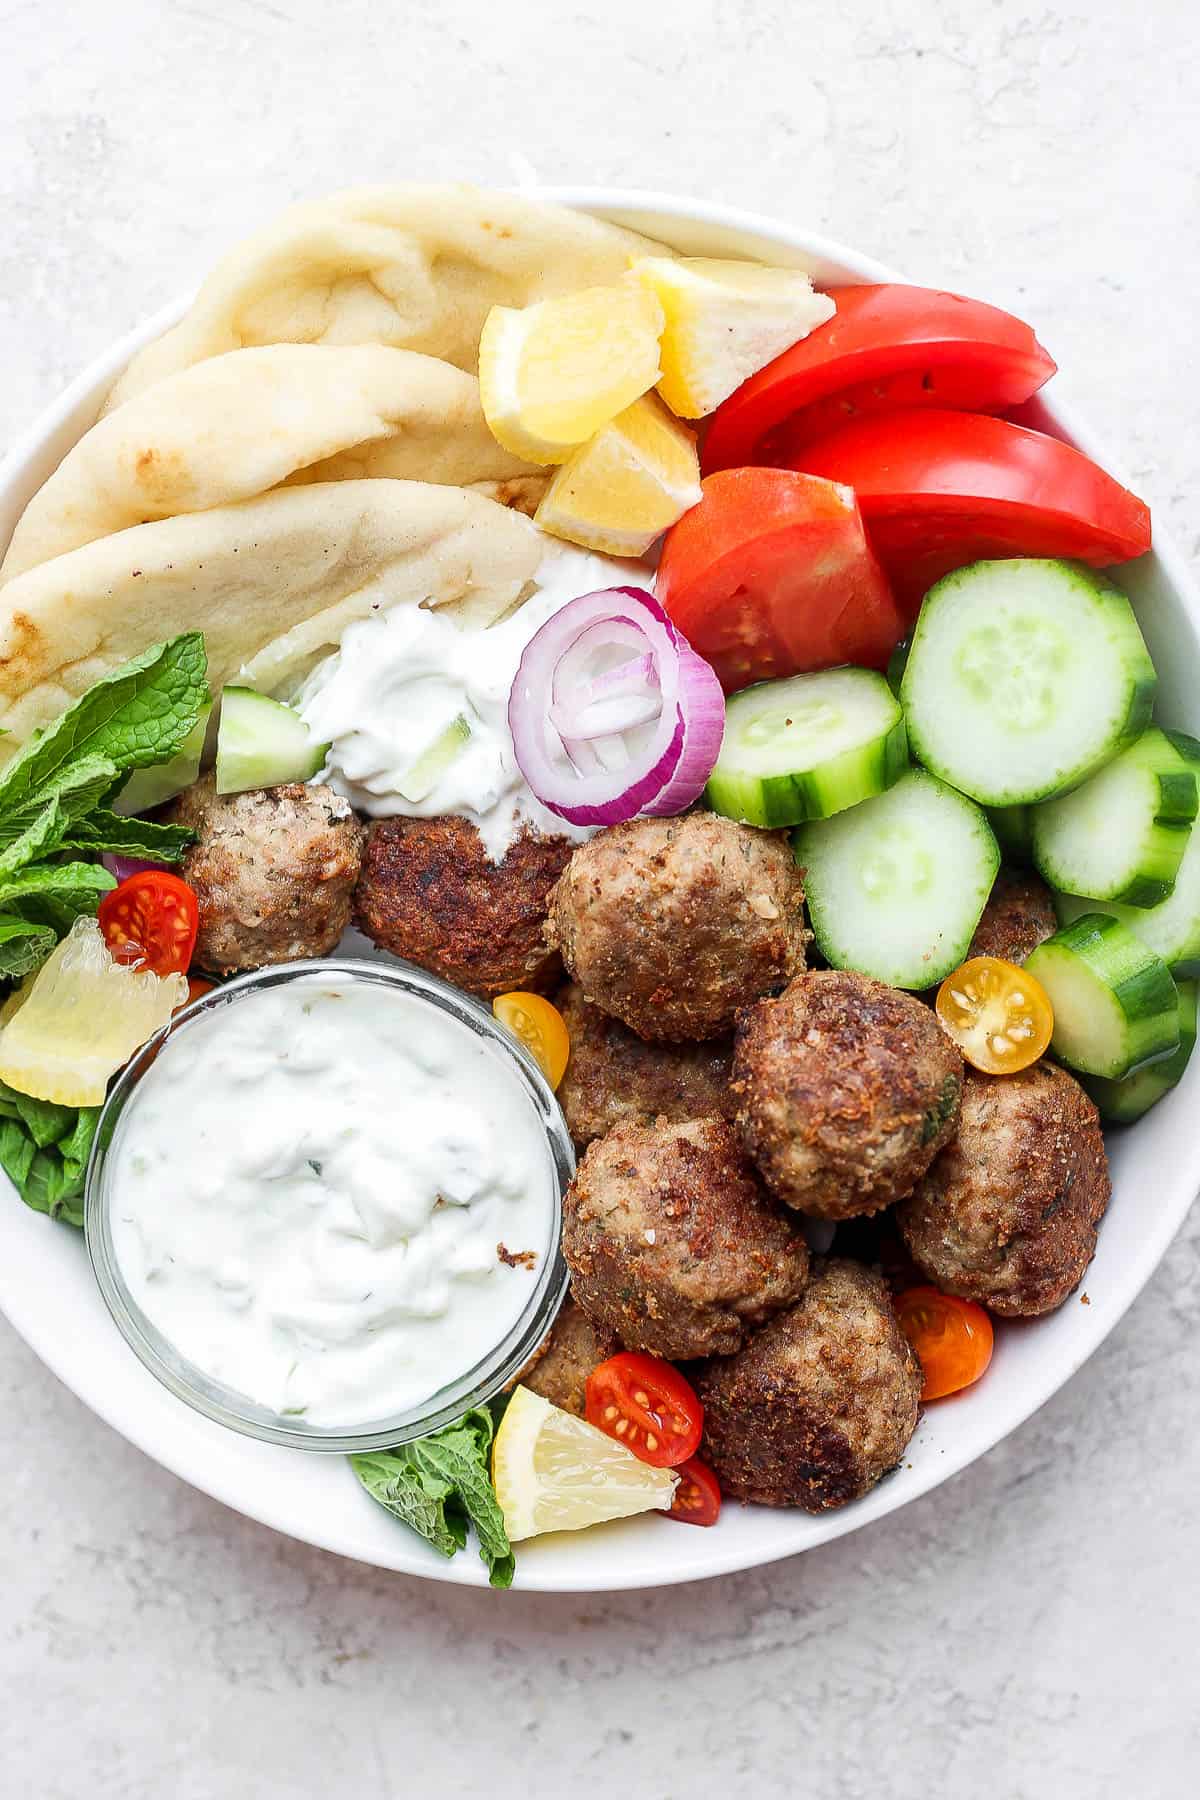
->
521 1299 621 1418
555 982 734 1149
896 1062 1110 1317
165 775 365 975
353 815 573 1000
563 1116 810 1359
968 867 1058 966
734 970 963 1220
546 813 807 1042
696 1259 922 1511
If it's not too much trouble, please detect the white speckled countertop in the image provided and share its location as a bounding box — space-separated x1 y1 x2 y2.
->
2 2 1198 1794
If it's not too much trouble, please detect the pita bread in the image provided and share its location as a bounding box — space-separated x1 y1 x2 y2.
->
0 480 540 748
1 345 537 584
102 185 667 413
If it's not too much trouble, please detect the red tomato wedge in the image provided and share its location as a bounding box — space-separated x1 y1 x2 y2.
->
98 870 199 978
656 466 906 692
667 1455 722 1527
585 1351 703 1468
702 284 1056 473
787 409 1152 614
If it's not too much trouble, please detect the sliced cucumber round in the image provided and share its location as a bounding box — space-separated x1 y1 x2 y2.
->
901 559 1156 805
1025 914 1179 1079
706 668 907 828
1084 979 1197 1123
793 767 999 989
1030 726 1199 908
986 803 1033 866
216 687 329 795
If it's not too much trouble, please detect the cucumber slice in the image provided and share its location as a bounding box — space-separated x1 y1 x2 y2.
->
1030 727 1199 907
1084 980 1197 1123
987 803 1033 866
115 706 212 815
705 669 907 828
1054 806 1200 977
886 638 910 698
396 715 472 804
901 559 1156 805
215 688 329 795
1025 914 1179 1078
794 767 999 988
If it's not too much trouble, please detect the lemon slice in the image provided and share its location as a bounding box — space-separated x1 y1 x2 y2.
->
533 394 702 556
492 1385 678 1542
478 280 665 464
0 916 187 1106
632 255 837 418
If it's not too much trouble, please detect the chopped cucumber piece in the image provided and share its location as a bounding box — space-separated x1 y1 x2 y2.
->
215 687 329 795
1025 914 1179 1079
115 706 212 814
987 803 1033 866
1084 980 1197 1123
705 668 907 828
901 559 1156 805
886 638 911 697
794 767 999 988
396 715 472 804
1031 727 1199 907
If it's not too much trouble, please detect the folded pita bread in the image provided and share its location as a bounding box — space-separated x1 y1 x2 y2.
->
102 185 667 414
0 481 540 748
1 345 538 584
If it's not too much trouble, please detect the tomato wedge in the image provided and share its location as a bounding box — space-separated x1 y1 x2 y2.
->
702 284 1056 473
667 1455 722 1527
98 870 199 977
786 409 1152 614
492 991 570 1090
585 1351 703 1468
656 466 906 693
894 1286 995 1401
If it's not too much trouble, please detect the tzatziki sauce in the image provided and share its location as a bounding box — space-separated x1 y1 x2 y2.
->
108 975 557 1426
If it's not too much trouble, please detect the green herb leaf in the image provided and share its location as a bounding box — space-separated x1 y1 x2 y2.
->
0 915 57 979
0 862 115 912
59 809 194 863
0 1080 75 1149
0 1098 98 1227
351 1407 514 1587
0 800 68 876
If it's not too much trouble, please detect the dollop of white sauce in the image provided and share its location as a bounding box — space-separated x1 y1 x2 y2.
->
296 541 647 862
109 977 556 1427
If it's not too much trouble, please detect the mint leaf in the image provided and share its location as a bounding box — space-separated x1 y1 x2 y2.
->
351 1407 514 1587
0 915 56 978
0 1100 98 1227
0 1081 75 1149
0 800 68 876
60 809 193 863
0 862 114 912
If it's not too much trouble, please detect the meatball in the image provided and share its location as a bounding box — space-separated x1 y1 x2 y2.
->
896 1062 1110 1317
968 867 1058 966
521 1299 621 1418
546 812 807 1041
696 1259 922 1511
734 970 963 1220
353 815 573 1000
563 1116 810 1359
166 775 365 975
555 983 734 1149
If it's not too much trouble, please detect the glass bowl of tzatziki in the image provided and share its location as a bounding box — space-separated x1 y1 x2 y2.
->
84 958 573 1451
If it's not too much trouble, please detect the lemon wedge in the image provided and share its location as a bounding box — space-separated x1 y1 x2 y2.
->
533 394 702 556
0 916 187 1106
632 255 837 418
492 1385 678 1542
478 280 665 464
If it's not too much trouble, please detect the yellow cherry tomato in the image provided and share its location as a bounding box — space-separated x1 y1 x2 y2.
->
493 991 571 1090
936 955 1054 1075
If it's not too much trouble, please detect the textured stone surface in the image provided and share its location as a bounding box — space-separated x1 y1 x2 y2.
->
2 2 1198 1795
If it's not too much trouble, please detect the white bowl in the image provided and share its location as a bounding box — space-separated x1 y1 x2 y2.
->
1 188 1197 1592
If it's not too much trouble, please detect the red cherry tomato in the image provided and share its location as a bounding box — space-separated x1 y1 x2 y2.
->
585 1351 704 1468
702 285 1056 473
98 870 199 977
786 409 1152 615
894 1286 995 1401
667 1455 722 1527
656 466 905 693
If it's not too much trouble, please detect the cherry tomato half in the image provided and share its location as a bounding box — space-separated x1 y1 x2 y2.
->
936 955 1054 1074
895 1286 995 1401
98 870 199 977
585 1351 704 1468
667 1455 722 1527
492 991 570 1090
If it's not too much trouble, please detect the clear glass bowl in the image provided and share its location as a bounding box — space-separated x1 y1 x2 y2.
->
85 957 573 1453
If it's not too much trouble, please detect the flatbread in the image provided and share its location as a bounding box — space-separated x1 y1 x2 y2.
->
0 480 541 748
1 345 537 583
102 184 666 412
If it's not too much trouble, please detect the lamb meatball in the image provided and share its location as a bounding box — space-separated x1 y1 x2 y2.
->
563 1116 810 1359
968 867 1058 966
546 813 807 1041
556 983 735 1149
734 970 963 1219
521 1299 621 1418
166 775 365 975
353 815 573 1000
896 1062 1110 1316
695 1259 922 1511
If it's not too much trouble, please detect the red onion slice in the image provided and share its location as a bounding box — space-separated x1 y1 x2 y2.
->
101 854 170 885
